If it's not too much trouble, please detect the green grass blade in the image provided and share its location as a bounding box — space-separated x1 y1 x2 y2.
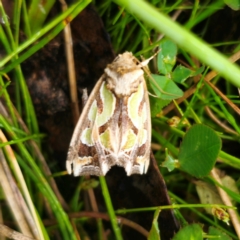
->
99 176 123 240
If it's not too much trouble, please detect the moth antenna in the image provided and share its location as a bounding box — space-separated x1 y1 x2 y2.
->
148 91 159 98
138 49 161 68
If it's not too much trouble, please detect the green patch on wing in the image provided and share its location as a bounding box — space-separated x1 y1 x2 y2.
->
139 129 147 146
81 128 93 146
88 100 97 121
100 128 112 150
97 82 116 127
128 83 144 128
122 129 137 151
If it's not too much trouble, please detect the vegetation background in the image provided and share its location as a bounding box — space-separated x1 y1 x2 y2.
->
0 0 240 239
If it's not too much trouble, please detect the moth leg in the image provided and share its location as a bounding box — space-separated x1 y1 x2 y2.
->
81 88 88 105
66 146 79 174
94 141 111 175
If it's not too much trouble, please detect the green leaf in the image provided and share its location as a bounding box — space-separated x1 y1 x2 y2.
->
172 224 203 240
208 226 232 240
148 208 161 240
157 39 177 75
162 150 179 172
178 124 222 178
224 0 240 10
172 65 193 84
172 65 205 84
150 74 183 100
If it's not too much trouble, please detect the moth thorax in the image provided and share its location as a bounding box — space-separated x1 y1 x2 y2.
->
105 67 144 97
106 78 142 98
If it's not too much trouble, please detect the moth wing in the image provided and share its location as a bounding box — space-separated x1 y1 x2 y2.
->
135 80 151 173
66 77 104 176
120 80 151 175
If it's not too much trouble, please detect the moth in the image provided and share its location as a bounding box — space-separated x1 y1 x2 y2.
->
66 52 153 176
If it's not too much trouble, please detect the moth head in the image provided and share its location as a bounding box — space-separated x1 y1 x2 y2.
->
104 52 145 97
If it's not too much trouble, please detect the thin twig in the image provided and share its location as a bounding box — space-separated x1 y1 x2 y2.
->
59 0 79 125
204 79 240 115
204 106 238 135
0 224 35 240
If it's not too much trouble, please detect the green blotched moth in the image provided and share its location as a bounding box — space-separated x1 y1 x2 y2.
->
66 52 152 176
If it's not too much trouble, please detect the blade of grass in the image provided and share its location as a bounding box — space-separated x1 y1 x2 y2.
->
28 0 56 33
99 176 123 240
152 128 179 156
12 0 21 45
22 0 32 38
0 75 18 127
0 133 45 147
